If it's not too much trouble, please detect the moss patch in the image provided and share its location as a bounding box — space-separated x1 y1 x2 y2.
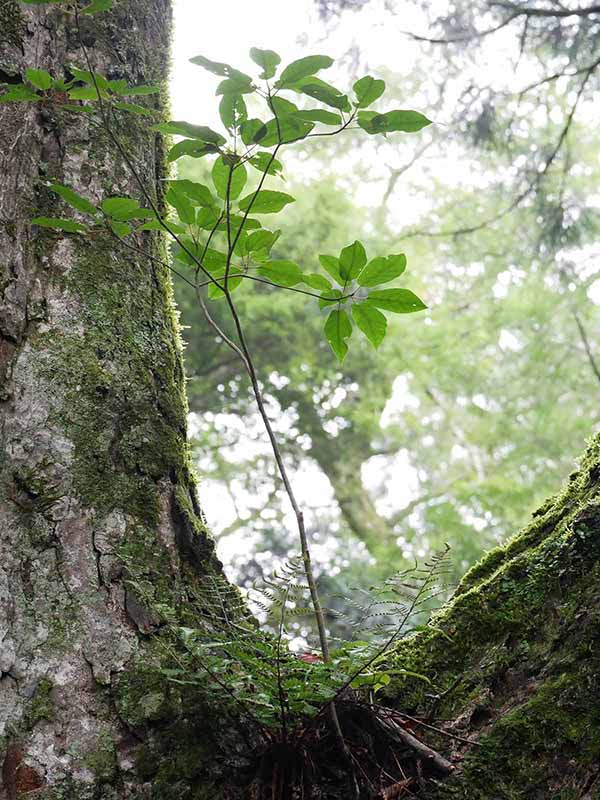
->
24 677 54 729
380 435 600 798
0 0 24 51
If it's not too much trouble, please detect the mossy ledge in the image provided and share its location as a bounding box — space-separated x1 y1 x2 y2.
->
384 434 600 798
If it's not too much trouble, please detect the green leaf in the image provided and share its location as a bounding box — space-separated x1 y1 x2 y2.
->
189 55 252 84
352 303 387 349
196 207 221 230
123 85 160 96
269 96 298 117
49 183 97 215
277 55 334 87
68 68 109 90
62 104 96 114
250 48 281 80
101 197 140 220
202 248 228 271
358 254 407 287
31 216 87 233
219 93 247 131
251 116 314 147
112 101 155 117
51 78 75 91
25 68 53 91
68 86 104 101
212 157 247 201
0 85 41 103
137 219 164 231
293 77 350 112
319 254 343 285
208 276 242 299
151 121 226 145
106 79 129 94
166 140 220 163
295 109 341 126
339 240 367 281
318 288 343 309
110 220 132 237
81 0 113 12
324 309 352 362
248 152 284 178
176 238 227 271
220 215 261 234
366 288 427 313
258 260 303 287
216 75 254 96
166 188 195 225
245 228 280 255
189 55 233 76
302 273 332 291
358 109 432 134
239 118 265 145
353 76 385 108
168 180 215 208
238 190 295 214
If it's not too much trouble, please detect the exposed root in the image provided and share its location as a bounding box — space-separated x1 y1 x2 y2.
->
227 697 458 799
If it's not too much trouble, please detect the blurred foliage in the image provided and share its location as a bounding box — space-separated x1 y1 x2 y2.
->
172 0 600 641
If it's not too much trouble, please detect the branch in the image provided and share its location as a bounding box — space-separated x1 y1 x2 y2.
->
489 1 600 18
401 56 599 241
573 313 600 386
400 13 520 44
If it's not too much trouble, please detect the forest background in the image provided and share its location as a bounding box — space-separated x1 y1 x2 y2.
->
170 0 600 644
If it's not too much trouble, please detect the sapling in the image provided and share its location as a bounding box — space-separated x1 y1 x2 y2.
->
3 2 434 790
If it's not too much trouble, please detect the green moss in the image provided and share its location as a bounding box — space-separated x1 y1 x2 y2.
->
430 667 600 799
0 0 24 50
378 437 600 798
115 663 231 799
456 435 600 596
386 435 600 708
135 745 160 781
83 732 118 783
39 228 188 524
24 678 54 729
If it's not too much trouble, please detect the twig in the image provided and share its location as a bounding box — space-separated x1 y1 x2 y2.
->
382 719 454 775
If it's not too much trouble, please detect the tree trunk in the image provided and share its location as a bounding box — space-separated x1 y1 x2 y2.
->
2 4 600 800
0 3 226 798
384 434 600 799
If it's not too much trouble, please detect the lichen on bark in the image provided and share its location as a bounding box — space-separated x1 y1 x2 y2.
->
0 2 228 797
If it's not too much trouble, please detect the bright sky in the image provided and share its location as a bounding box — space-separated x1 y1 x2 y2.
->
171 0 314 126
171 0 428 127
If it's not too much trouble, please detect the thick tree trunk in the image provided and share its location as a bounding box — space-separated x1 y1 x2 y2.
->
0 3 226 798
384 434 600 799
2 4 599 800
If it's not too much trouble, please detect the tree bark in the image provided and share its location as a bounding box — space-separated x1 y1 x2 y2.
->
2 4 600 800
0 3 226 798
383 434 600 799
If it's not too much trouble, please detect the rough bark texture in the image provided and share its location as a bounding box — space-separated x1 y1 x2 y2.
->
2 4 600 800
386 434 600 799
0 3 226 798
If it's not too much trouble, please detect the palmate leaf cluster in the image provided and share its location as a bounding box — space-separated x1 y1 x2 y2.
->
2 10 431 361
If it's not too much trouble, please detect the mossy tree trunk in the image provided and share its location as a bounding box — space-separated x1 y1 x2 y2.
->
2 4 600 800
0 3 227 798
383 435 600 799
